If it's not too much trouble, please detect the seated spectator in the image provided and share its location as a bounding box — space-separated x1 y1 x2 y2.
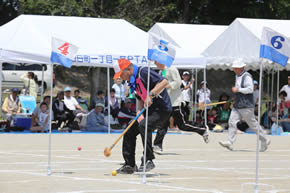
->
118 98 136 129
84 103 122 132
261 103 274 129
30 102 50 133
63 87 86 128
105 88 119 119
91 90 105 110
278 91 288 117
2 88 21 117
2 88 22 130
52 91 69 129
279 108 290 132
216 102 231 130
32 96 51 128
207 107 218 130
217 93 230 110
74 89 89 112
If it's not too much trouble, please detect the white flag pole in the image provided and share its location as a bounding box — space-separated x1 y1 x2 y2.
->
142 60 151 184
47 63 54 176
255 59 264 192
276 65 280 135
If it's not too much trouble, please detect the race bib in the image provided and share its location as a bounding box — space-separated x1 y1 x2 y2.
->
135 78 148 102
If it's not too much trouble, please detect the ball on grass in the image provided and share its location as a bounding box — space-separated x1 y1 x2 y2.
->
112 170 117 176
77 146 82 151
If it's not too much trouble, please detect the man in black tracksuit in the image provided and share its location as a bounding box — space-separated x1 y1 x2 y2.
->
113 58 172 174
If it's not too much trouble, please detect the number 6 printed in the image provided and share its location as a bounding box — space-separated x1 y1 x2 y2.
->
271 35 285 49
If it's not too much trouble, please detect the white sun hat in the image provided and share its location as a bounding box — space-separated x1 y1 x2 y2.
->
232 58 246 68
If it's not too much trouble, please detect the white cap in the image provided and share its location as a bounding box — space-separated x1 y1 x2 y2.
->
232 59 246 68
183 71 190 75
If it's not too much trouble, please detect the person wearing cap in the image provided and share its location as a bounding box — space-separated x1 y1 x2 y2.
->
196 81 211 109
280 76 290 102
63 86 86 128
153 61 209 153
181 71 194 121
85 103 121 132
2 88 21 123
219 59 270 152
253 80 259 105
113 58 171 174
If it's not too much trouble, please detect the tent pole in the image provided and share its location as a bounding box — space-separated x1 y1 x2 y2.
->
0 61 2 119
266 70 270 129
255 60 263 192
203 68 207 127
40 65 45 102
47 63 54 176
107 66 111 134
194 69 198 122
276 66 280 135
270 69 274 115
191 68 194 121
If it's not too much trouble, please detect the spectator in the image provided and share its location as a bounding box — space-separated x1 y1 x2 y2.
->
278 91 288 117
74 89 89 112
84 103 121 132
31 96 51 128
63 87 86 128
196 81 211 109
30 102 49 132
253 80 259 105
52 91 69 129
181 71 194 121
2 88 22 130
118 98 136 129
105 88 119 120
2 88 21 117
261 103 273 130
112 77 125 107
20 72 38 99
207 107 218 130
124 81 136 111
279 108 290 132
91 90 105 110
216 102 231 130
280 76 290 102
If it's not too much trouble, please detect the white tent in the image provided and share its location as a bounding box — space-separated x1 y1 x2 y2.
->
202 18 290 70
148 23 227 69
0 15 148 66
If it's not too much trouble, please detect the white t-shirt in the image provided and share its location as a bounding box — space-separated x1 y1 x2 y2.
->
280 84 290 101
39 112 49 130
64 96 79 111
112 83 125 100
181 80 192 102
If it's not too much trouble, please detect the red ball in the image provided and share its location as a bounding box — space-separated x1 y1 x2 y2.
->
77 146 82 151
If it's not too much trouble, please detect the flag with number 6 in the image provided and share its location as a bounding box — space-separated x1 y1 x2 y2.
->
50 37 78 68
260 27 290 67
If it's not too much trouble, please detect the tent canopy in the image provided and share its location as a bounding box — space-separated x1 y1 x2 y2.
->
202 18 290 70
149 23 227 69
0 15 148 67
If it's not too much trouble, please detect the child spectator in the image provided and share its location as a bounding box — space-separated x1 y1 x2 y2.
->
32 96 51 128
181 71 193 121
30 102 49 132
216 102 231 130
112 77 125 107
207 107 218 130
